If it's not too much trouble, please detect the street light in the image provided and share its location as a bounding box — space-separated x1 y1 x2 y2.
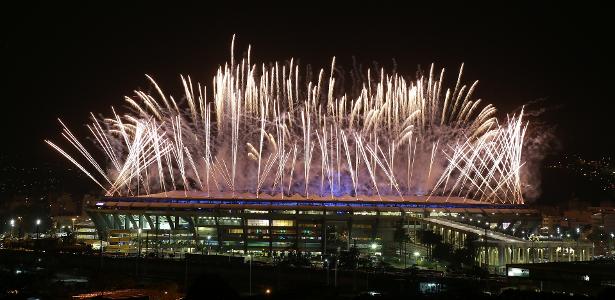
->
138 228 142 257
334 258 339 287
370 243 378 250
248 254 252 296
71 218 76 231
325 258 330 286
10 219 15 238
206 235 211 255
36 219 41 240
136 228 142 277
17 216 22 236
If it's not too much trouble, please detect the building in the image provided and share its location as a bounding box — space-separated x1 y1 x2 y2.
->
85 191 593 273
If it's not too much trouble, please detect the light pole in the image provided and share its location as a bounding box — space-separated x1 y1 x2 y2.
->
10 219 15 238
17 217 22 238
136 228 142 277
138 229 142 256
206 235 211 255
413 251 420 264
71 218 76 232
334 258 339 288
248 254 253 296
35 219 41 252
36 219 41 240
576 227 581 261
325 259 330 286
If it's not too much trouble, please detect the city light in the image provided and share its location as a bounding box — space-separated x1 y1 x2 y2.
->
10 219 15 227
413 251 420 257
36 219 41 225
370 243 378 250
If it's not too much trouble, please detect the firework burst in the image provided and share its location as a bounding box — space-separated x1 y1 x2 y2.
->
46 36 527 204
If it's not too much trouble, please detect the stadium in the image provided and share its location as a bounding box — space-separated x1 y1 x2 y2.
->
83 192 594 274
50 39 593 273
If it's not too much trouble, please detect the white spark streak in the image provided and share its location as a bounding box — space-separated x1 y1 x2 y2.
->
47 38 527 204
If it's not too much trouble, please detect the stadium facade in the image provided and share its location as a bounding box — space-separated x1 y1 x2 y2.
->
85 191 593 273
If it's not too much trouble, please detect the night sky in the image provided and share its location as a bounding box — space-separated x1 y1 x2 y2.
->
0 3 613 204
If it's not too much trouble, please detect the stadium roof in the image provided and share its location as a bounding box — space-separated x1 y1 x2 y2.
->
135 190 492 205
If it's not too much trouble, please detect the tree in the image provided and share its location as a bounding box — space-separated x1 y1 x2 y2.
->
417 230 479 271
452 233 480 270
417 229 442 258
588 226 606 243
393 222 410 261
432 242 453 261
339 245 359 269
50 193 76 216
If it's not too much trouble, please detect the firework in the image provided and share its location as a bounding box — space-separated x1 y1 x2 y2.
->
46 36 527 204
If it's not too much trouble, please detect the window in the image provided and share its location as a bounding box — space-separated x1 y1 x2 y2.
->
298 210 323 215
354 211 377 216
272 229 296 234
247 219 269 227
299 223 321 228
245 209 268 214
380 211 401 216
228 228 243 234
272 220 294 227
275 210 296 214
218 217 242 226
